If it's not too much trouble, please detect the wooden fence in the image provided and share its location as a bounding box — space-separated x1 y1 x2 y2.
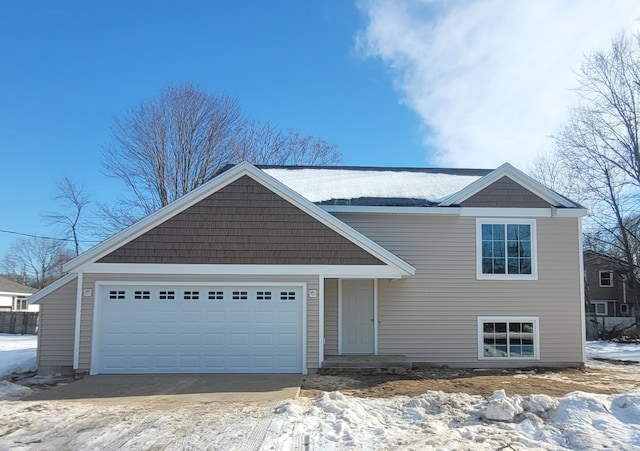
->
0 312 39 335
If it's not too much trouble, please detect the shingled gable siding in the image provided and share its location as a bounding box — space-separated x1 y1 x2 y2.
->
97 176 383 265
460 176 552 208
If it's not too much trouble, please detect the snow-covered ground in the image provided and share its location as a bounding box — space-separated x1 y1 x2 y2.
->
0 333 36 378
0 337 639 450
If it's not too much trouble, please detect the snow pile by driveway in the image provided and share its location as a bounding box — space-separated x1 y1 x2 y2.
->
260 389 640 450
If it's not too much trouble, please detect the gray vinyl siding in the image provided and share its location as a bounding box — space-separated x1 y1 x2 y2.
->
37 278 77 374
461 177 551 208
333 213 583 368
584 259 623 302
98 176 383 266
324 279 339 355
78 273 320 373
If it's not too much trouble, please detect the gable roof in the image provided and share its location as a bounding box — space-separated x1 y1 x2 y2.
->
63 162 416 276
0 275 36 295
261 166 490 206
438 163 580 208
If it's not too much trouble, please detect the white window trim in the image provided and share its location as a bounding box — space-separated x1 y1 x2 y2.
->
476 218 538 280
599 270 614 287
620 303 629 314
477 316 540 360
591 301 608 316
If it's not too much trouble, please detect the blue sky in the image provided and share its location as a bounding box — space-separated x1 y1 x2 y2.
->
1 0 639 257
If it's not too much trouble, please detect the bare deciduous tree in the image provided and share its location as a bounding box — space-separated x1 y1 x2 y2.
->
1 237 72 289
103 83 243 216
43 176 90 256
101 82 341 234
535 32 640 331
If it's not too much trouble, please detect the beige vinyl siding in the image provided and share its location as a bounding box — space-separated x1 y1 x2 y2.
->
334 213 583 368
78 273 320 373
324 279 339 355
37 278 77 373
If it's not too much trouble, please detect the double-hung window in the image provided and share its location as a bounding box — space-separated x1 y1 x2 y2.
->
599 270 613 287
477 219 537 280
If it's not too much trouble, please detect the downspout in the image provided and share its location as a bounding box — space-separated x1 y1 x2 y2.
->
578 221 586 366
73 272 83 370
318 275 325 370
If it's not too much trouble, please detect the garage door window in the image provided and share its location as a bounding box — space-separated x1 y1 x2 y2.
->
159 291 175 300
233 291 248 300
134 290 150 300
257 291 272 300
183 291 199 300
108 290 126 300
281 291 296 300
208 291 224 300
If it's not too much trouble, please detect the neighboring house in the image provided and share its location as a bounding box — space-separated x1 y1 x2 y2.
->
583 250 635 339
28 162 587 376
0 276 37 312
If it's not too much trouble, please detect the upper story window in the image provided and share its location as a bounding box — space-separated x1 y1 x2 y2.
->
14 297 28 311
476 219 537 280
599 270 613 287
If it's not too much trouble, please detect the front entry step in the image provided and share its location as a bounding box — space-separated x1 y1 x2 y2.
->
322 355 411 369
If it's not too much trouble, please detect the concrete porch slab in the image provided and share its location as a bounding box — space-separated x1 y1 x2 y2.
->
322 355 411 369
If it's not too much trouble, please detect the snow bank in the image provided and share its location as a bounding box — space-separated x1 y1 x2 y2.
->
260 389 640 450
0 333 37 379
587 340 640 363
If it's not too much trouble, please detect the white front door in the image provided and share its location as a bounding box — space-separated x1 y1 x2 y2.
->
342 279 375 354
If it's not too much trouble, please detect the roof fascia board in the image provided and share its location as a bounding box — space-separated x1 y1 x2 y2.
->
63 162 259 273
82 263 410 278
0 291 36 296
552 207 588 217
28 273 78 305
438 163 577 208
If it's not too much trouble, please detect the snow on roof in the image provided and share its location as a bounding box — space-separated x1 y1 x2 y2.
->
262 168 488 204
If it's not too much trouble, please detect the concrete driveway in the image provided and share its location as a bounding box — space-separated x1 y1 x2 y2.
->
25 374 302 405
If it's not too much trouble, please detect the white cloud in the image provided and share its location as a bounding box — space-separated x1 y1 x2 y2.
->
356 0 640 169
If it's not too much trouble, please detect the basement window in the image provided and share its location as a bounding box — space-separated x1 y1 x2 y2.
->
478 317 539 359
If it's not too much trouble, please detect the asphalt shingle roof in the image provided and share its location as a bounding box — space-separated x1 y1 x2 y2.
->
0 275 37 294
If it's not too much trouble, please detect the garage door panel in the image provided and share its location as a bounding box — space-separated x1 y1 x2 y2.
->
97 285 303 374
205 333 225 345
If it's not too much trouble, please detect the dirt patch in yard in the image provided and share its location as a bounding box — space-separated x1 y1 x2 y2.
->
299 365 640 398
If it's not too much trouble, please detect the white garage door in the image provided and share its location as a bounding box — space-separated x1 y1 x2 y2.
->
94 284 303 374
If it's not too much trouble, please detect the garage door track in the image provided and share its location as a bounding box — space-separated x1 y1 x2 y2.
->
26 374 302 404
